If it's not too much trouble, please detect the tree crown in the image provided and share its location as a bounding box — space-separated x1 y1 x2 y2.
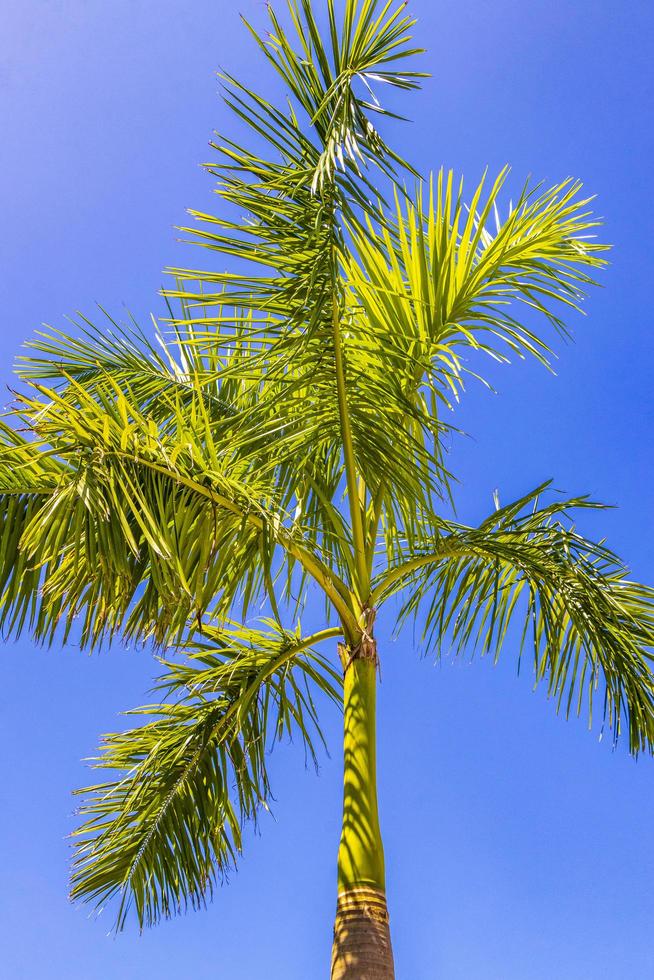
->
1 0 652 930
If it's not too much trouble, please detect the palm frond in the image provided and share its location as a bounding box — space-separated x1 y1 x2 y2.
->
373 486 654 754
0 354 357 647
242 0 425 192
70 621 342 929
343 169 609 403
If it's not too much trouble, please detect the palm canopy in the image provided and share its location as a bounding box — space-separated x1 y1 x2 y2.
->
1 0 653 931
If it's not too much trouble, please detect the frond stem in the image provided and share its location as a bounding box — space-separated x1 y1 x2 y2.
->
371 544 456 606
331 253 369 602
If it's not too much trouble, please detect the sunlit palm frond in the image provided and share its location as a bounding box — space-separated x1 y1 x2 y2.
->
242 0 426 192
343 168 609 402
16 311 236 425
70 620 343 929
373 485 654 754
0 361 356 647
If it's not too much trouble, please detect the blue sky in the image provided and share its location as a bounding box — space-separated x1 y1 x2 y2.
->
1 1 653 977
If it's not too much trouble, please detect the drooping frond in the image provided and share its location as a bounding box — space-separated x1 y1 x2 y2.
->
373 486 654 754
0 345 357 647
16 311 362 599
70 621 343 929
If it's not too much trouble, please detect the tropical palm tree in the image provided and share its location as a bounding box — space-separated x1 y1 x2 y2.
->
2 1 653 976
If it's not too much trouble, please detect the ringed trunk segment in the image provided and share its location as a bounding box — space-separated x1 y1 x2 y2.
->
331 642 395 979
331 886 394 980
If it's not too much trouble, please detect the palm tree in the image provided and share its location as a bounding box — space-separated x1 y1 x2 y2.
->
2 1 653 976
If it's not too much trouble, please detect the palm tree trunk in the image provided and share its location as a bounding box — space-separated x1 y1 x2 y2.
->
331 655 395 979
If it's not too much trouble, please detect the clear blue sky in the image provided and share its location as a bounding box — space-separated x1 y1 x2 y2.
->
1 2 653 977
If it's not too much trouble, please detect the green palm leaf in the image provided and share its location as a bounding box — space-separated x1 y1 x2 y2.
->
70 621 342 929
373 486 654 754
343 169 608 405
2 350 357 646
